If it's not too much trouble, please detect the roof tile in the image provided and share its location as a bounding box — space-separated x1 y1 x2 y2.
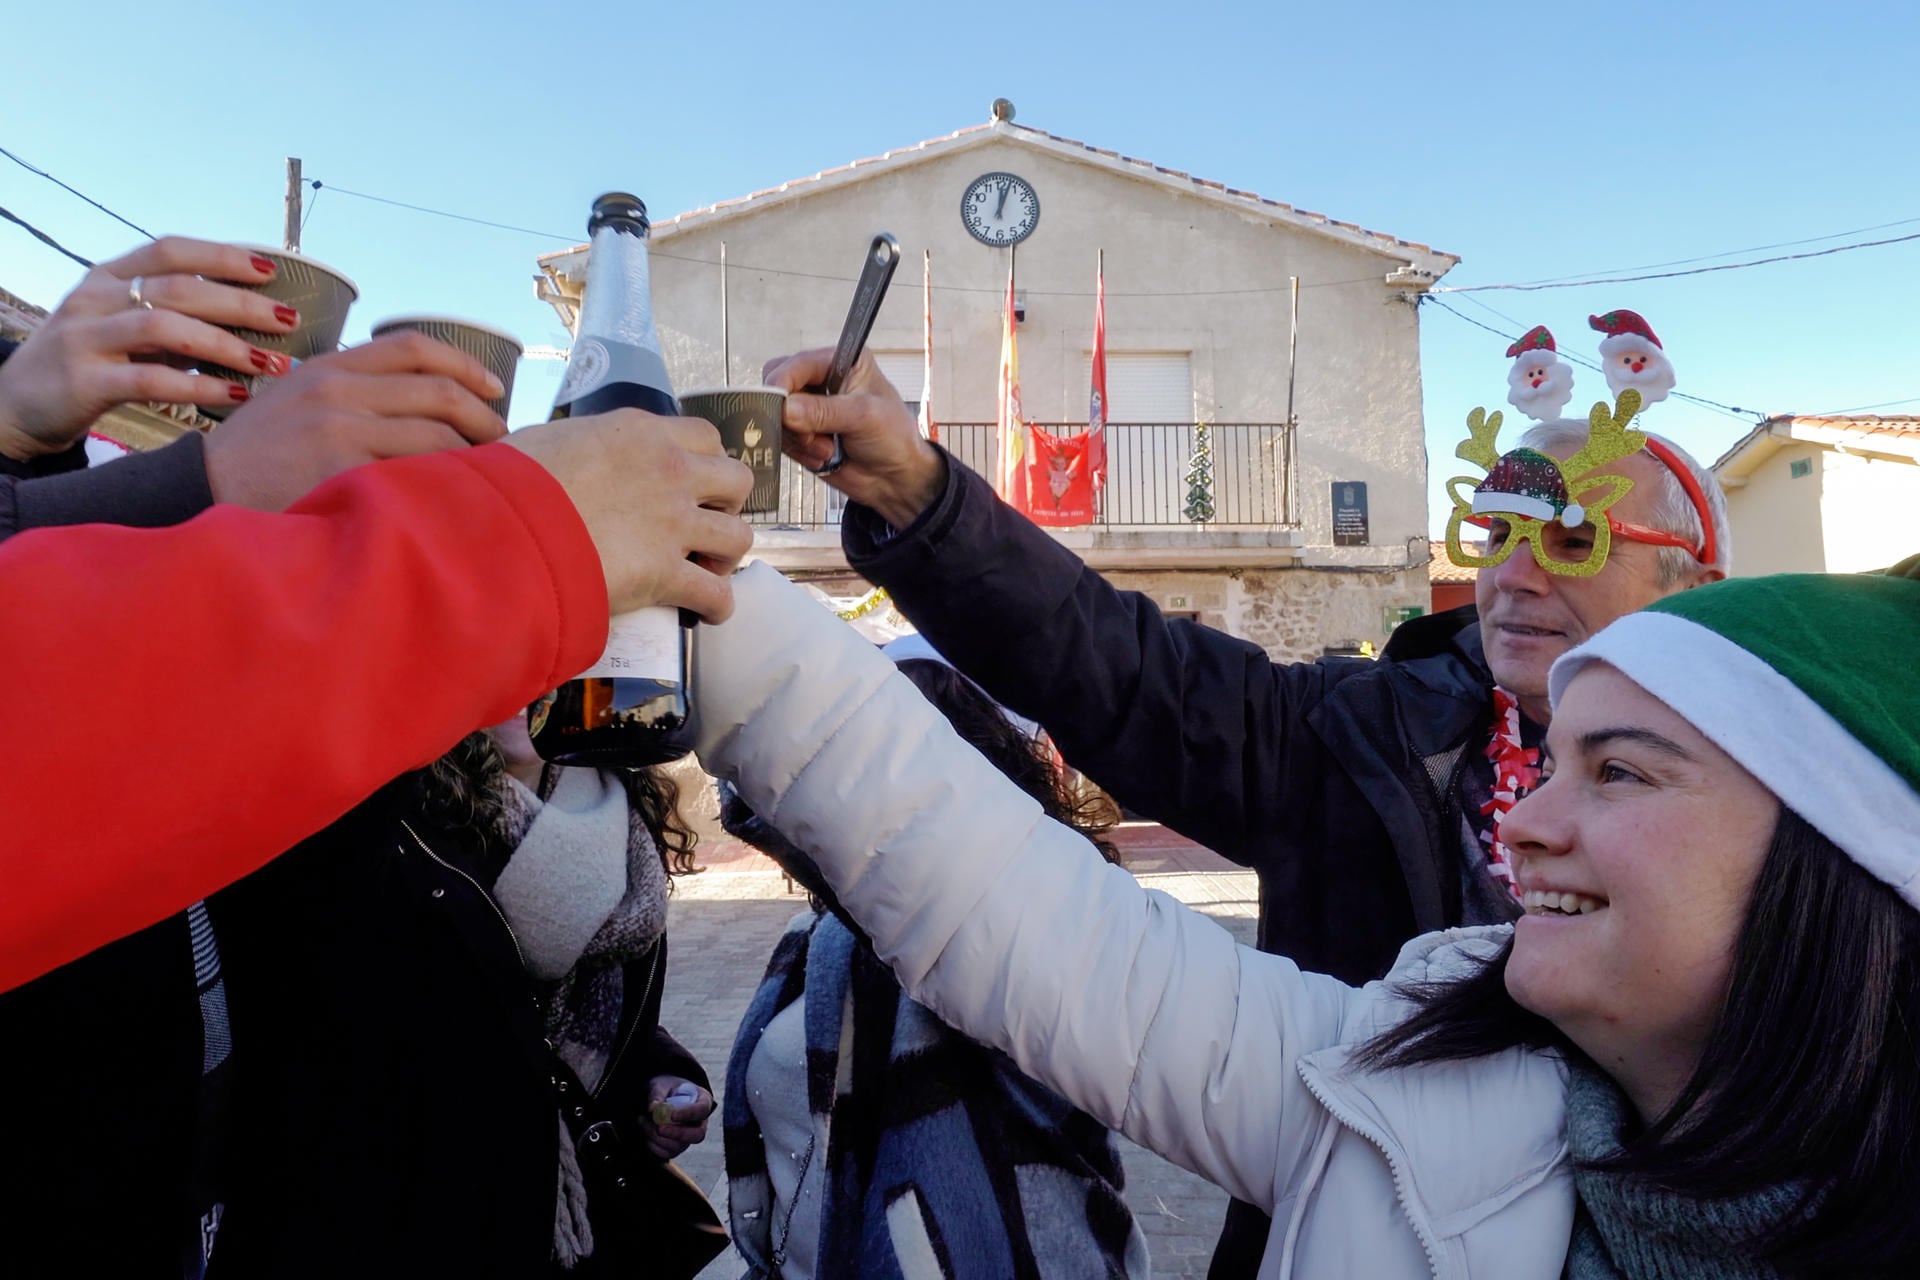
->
591 119 1456 266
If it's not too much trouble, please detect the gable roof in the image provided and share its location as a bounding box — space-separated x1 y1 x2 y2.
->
1713 414 1920 478
535 119 1458 282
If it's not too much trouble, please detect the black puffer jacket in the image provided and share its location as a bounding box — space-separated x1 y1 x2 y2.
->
208 775 705 1280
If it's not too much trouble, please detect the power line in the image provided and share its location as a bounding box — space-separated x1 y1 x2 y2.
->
1805 395 1920 416
320 182 579 242
0 143 153 241
0 203 94 268
315 177 1384 297
1421 296 1760 422
1434 231 1920 295
1492 214 1920 288
300 183 323 235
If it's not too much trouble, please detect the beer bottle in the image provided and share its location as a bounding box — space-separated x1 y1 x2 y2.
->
530 192 690 766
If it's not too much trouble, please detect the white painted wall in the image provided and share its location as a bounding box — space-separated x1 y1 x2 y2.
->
1819 450 1920 572
547 132 1435 565
1723 443 1828 577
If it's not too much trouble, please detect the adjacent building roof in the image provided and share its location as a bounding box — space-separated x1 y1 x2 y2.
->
1713 414 1920 481
1429 538 1479 583
1 285 46 343
535 117 1459 290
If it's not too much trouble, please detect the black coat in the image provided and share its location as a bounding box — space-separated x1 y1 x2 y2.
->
0 395 227 1277
846 452 1498 987
207 775 705 1279
0 352 705 1275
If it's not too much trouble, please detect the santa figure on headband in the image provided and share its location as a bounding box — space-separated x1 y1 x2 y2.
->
1504 325 1576 422
1590 309 1676 405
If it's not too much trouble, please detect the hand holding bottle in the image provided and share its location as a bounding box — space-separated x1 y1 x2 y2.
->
506 408 753 621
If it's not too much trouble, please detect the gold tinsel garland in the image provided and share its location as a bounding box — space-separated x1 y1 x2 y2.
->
836 586 892 620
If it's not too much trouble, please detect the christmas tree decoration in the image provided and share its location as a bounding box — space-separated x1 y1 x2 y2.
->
1504 324 1575 422
1184 422 1215 523
1590 309 1676 405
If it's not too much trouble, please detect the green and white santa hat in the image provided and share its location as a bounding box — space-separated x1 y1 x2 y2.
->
1549 567 1920 910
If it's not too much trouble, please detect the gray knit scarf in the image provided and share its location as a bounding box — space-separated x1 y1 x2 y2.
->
1562 1057 1805 1280
489 766 669 1269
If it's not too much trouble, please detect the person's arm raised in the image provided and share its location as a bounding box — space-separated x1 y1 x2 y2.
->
0 237 298 461
693 564 1360 1214
0 412 751 991
762 348 946 529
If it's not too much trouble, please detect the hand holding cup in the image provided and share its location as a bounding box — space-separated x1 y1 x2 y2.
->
0 237 299 461
679 386 786 514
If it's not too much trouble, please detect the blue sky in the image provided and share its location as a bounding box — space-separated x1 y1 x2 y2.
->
8 0 1918 539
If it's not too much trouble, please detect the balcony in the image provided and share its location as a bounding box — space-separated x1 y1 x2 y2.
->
750 422 1299 529
746 422 1304 573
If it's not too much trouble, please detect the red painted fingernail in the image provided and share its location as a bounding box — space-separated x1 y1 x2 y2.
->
250 255 275 275
228 383 251 403
273 305 299 326
249 348 274 372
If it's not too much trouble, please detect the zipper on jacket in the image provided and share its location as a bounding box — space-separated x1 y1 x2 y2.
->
592 942 661 1101
399 818 527 972
1295 1063 1447 1280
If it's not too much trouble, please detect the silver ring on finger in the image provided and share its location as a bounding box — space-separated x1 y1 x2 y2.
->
127 276 154 310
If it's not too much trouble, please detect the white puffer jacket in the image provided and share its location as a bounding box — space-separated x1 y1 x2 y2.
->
694 565 1577 1279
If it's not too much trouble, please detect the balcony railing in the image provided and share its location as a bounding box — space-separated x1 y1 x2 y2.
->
749 422 1298 529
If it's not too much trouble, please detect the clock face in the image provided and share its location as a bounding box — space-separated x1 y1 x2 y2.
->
961 172 1040 246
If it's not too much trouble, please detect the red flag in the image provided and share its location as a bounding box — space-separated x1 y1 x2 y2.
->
1025 425 1095 526
918 250 937 442
995 259 1030 513
1088 255 1108 492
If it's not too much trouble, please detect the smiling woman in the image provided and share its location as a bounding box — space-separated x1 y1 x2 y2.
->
1359 567 1920 1274
691 559 1920 1279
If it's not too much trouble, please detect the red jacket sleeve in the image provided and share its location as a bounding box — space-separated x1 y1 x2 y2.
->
0 442 610 991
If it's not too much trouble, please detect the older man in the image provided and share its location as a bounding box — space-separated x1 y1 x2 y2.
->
763 342 1730 1274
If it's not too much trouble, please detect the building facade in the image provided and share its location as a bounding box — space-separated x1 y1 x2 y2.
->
535 112 1456 661
1712 414 1920 576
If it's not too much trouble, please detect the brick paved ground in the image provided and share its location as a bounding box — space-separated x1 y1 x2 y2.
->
661 825 1257 1279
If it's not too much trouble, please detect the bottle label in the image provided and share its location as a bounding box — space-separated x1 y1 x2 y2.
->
579 605 680 680
555 337 674 406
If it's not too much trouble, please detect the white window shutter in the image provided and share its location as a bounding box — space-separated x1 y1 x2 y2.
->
1078 352 1193 422
872 352 925 406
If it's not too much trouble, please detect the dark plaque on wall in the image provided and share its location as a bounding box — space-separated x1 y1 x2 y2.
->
1332 482 1370 546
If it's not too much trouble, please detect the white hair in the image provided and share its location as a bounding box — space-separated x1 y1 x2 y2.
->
1517 420 1732 585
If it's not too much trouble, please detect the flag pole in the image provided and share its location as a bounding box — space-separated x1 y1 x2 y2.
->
1285 275 1300 526
720 241 730 383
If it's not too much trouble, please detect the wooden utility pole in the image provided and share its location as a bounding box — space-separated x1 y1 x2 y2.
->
284 158 303 252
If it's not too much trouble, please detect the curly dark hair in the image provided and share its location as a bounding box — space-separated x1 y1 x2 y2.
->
421 730 698 879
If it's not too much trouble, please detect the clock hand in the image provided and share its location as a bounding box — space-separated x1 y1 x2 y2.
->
995 181 1010 219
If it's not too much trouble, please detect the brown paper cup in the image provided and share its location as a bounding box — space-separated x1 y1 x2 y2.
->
370 315 523 419
680 386 784 514
199 246 358 417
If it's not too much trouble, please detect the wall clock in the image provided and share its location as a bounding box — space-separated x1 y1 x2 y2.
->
960 171 1040 246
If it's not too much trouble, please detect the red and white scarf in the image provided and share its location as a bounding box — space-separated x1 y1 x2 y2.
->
1481 687 1543 902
